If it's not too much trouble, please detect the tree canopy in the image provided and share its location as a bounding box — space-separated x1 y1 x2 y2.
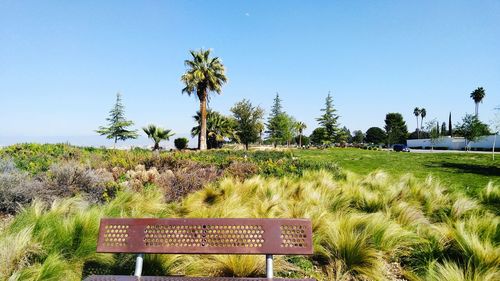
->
181 49 227 150
455 114 491 146
365 127 386 144
230 99 265 150
96 93 138 145
384 113 408 145
316 92 339 143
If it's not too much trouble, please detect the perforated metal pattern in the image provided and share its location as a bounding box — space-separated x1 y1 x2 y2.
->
103 224 130 247
280 224 308 248
96 218 312 255
84 276 315 281
144 224 265 248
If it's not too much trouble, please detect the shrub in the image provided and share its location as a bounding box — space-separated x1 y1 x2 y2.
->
174 138 189 150
44 161 114 203
164 165 222 202
0 159 43 214
224 161 259 179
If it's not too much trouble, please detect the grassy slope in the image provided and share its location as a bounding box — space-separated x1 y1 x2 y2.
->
295 148 500 195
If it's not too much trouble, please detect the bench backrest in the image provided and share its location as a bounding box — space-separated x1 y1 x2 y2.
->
97 218 313 255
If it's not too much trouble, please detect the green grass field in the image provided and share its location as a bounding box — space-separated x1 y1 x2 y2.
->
294 148 500 195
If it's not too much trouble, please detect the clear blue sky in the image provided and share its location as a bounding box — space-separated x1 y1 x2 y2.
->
1 1 499 146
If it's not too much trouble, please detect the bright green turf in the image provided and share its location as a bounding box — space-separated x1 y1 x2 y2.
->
294 148 500 196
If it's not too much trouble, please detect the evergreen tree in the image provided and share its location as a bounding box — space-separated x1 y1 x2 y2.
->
352 130 365 143
365 127 386 144
316 92 339 143
384 113 408 145
310 127 328 145
266 93 285 146
96 93 138 145
337 126 351 143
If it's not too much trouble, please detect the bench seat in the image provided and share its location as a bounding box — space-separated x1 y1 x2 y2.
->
85 218 314 281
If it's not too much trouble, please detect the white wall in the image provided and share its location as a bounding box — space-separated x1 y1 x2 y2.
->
407 135 499 150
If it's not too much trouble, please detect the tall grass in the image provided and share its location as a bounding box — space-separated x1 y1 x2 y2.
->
0 169 498 280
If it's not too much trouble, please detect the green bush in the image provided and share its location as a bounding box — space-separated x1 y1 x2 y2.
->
174 138 189 150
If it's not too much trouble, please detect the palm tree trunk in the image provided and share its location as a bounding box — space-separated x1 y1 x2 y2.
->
475 103 479 117
416 117 419 139
299 134 302 147
199 93 208 151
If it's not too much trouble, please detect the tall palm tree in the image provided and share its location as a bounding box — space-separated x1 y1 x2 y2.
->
420 108 427 131
142 124 174 151
470 87 486 117
413 107 421 138
296 121 307 147
181 49 227 150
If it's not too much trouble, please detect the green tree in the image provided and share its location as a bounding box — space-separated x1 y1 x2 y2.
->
337 126 351 144
316 92 339 143
455 114 491 150
266 93 284 147
352 130 365 143
192 110 237 149
365 127 386 144
310 127 328 146
174 138 189 150
96 93 138 146
230 99 265 150
470 87 486 117
181 49 227 150
294 135 310 146
296 122 307 147
413 107 421 138
277 113 296 147
142 124 174 151
282 114 298 147
425 119 441 151
384 113 408 146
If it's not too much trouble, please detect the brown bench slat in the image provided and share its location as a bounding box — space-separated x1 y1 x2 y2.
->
97 218 312 255
84 276 315 281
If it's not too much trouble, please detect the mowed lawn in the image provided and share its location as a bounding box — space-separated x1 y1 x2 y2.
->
295 148 500 196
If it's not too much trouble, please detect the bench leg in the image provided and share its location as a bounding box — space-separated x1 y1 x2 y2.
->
134 253 144 277
266 254 273 278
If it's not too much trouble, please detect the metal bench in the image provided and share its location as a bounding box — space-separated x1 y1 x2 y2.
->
84 218 314 281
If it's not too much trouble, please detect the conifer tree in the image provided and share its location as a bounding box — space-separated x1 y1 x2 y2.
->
266 93 284 146
96 93 138 145
316 91 339 143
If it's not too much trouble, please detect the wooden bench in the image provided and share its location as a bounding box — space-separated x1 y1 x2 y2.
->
84 218 314 281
